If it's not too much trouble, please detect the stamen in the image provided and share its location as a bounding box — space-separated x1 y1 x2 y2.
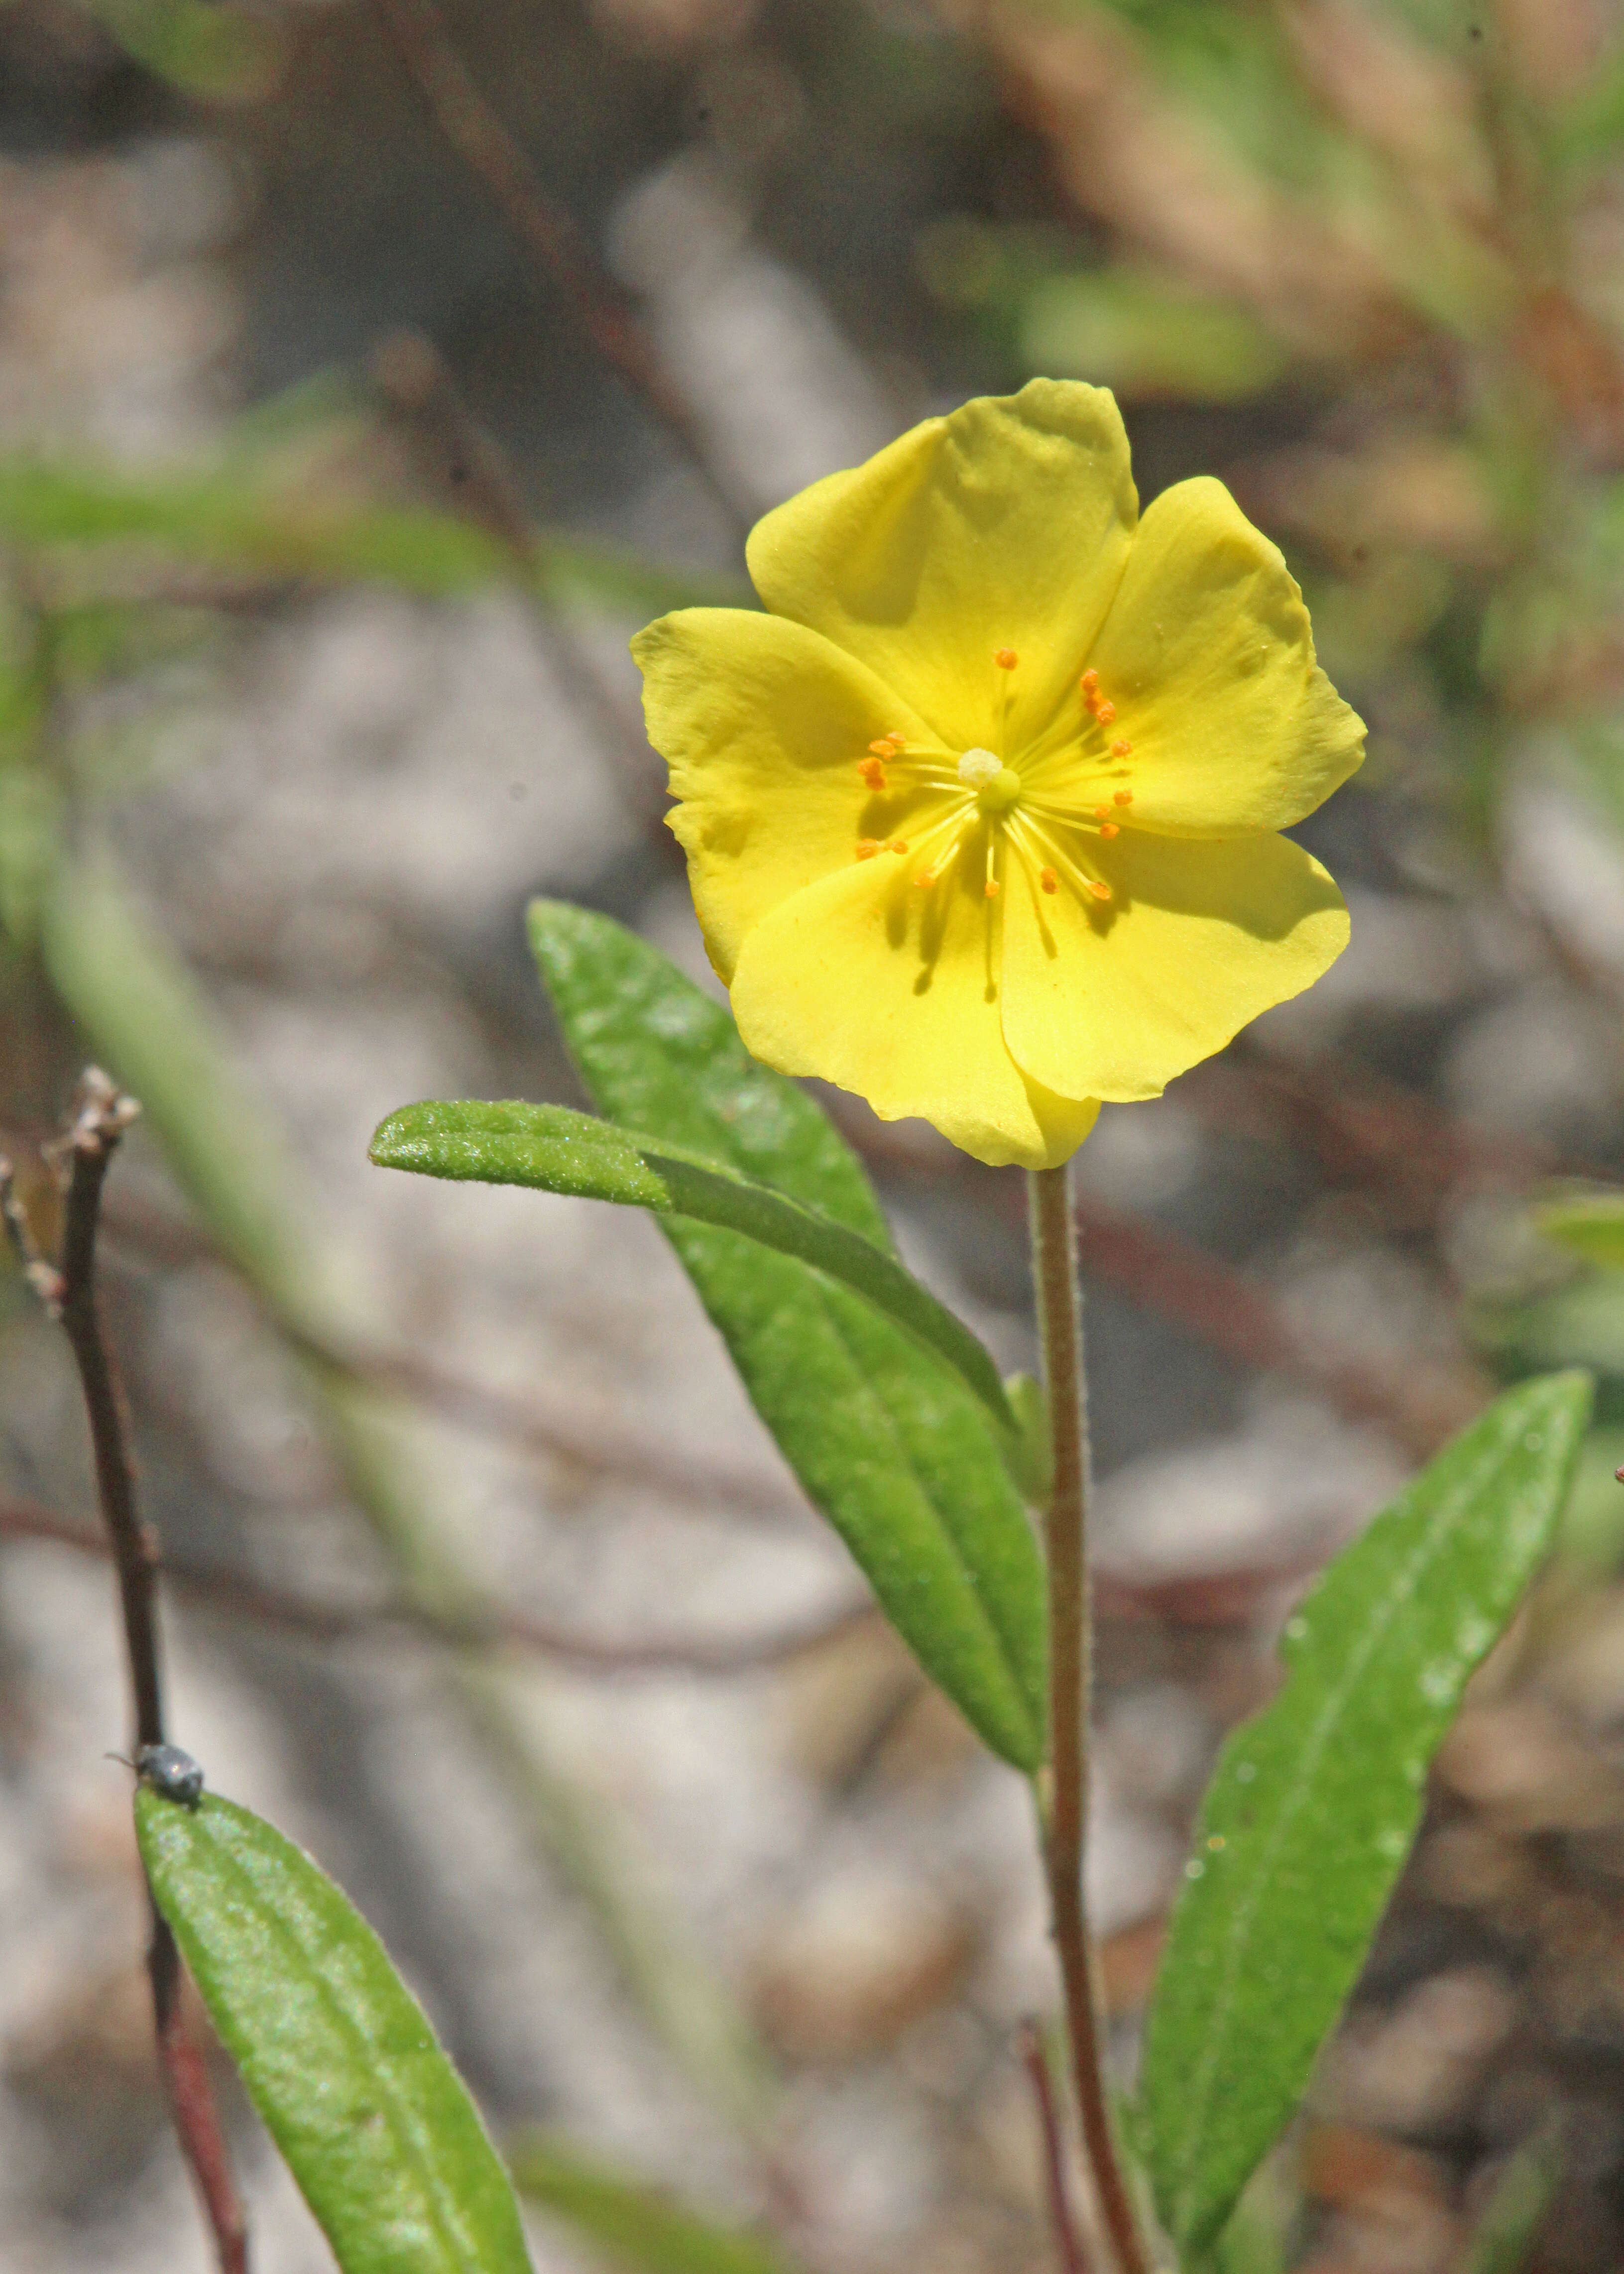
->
1093 805 1111 820
1080 669 1099 694
1099 822 1120 839
855 839 881 859
888 838 909 854
1114 790 1133 806
985 878 1000 898
867 739 894 757
994 648 1018 670
1010 813 1112 914
1040 867 1058 894
916 870 937 889
1095 701 1116 725
858 757 888 790
1111 739 1132 757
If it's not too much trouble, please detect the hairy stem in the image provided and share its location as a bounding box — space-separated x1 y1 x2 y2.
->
1029 1162 1149 2274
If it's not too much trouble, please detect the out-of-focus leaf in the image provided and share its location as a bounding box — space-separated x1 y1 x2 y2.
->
1553 43 1624 173
1556 1426 1624 1574
73 0 287 100
1139 1371 1593 2258
1476 1279 1624 1410
1462 2123 1563 2274
1021 270 1291 402
0 767 61 946
1210 2193 1287 2274
527 899 1047 1773
370 1098 1018 1437
1077 0 1330 187
1536 1188 1624 1270
0 460 747 616
137 1789 533 2274
509 2134 799 2274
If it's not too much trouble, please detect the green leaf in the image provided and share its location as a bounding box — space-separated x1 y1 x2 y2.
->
369 1098 1017 1438
508 2133 799 2274
1535 1188 1624 1270
1139 1371 1593 2259
525 898 1047 1773
136 1789 533 2274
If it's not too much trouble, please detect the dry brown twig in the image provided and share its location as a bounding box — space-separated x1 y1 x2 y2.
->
372 0 754 532
368 327 672 817
0 1072 250 2274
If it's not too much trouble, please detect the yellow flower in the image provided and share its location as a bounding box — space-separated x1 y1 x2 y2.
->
633 380 1364 1170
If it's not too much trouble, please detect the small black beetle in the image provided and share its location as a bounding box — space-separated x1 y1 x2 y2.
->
135 1743 205 1808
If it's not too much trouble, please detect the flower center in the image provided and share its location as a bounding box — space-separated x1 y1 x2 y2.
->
848 651 1137 909
957 748 1023 812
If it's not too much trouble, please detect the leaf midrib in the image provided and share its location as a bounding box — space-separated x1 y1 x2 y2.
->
168 1807 496 2273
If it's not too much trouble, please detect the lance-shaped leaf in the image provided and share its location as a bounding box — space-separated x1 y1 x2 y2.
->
369 1098 1016 1437
1535 1188 1624 1270
523 898 1047 1773
137 1789 533 2274
1139 1370 1592 2260
509 2132 801 2274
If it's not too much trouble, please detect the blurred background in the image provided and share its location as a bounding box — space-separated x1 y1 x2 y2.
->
5 0 1624 2268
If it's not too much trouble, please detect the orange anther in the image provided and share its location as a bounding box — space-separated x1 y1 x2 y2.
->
1099 822 1120 839
916 869 937 889
889 838 909 854
1080 669 1099 693
858 757 888 790
985 878 1000 898
855 838 881 860
1090 879 1112 902
868 739 894 757
1040 867 1059 894
1095 701 1116 725
1111 739 1132 757
1113 790 1133 806
885 733 907 753
994 647 1018 670
1093 804 1111 820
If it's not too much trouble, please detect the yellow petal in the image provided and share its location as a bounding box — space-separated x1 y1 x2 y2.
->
728 860 1099 1170
746 379 1137 760
1000 830 1349 1103
1083 477 1365 836
634 606 943 983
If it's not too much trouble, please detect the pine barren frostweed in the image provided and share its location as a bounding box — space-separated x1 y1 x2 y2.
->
633 380 1363 1169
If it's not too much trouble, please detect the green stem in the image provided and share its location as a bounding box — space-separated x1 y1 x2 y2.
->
1029 1163 1150 2274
